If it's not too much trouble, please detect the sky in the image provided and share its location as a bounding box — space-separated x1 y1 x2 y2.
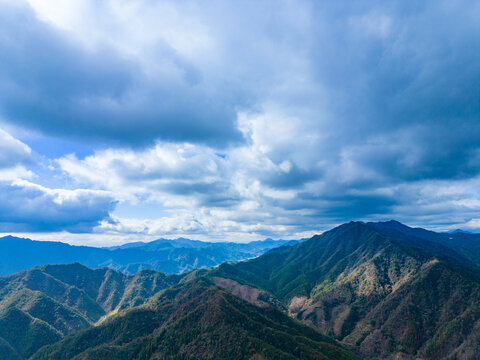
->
0 0 479 246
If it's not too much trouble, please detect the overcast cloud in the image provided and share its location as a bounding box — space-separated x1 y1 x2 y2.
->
0 0 479 244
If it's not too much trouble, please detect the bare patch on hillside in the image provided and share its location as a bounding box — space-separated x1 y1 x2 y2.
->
288 296 309 315
213 277 268 308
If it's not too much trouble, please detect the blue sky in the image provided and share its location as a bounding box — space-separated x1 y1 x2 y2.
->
0 0 479 245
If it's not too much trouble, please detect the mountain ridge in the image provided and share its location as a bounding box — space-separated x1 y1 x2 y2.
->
212 220 480 359
0 263 187 358
32 277 359 360
0 235 299 276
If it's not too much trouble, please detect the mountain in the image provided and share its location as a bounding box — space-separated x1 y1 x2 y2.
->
32 278 359 360
3 220 480 359
212 221 480 359
370 220 480 268
105 237 300 257
0 263 185 358
0 236 299 276
106 237 213 250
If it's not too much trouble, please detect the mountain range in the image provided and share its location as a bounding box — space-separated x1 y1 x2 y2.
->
1 220 480 359
213 220 480 359
0 263 189 359
0 236 299 276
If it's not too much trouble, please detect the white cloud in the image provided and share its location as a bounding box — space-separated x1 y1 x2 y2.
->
0 128 34 180
0 128 31 166
57 142 226 202
0 166 34 181
0 128 117 233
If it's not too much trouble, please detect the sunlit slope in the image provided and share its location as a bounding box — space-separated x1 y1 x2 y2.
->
33 278 359 360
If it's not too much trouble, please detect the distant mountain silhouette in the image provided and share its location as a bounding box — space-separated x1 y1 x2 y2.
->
0 236 299 276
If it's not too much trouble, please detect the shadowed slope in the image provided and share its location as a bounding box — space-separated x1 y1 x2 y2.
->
0 263 184 358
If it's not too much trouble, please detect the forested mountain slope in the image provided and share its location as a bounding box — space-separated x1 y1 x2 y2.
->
213 221 480 359
3 221 480 359
33 278 359 360
0 263 184 359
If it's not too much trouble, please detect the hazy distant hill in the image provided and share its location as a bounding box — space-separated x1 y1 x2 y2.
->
0 236 299 276
0 263 185 359
32 278 359 360
213 221 480 359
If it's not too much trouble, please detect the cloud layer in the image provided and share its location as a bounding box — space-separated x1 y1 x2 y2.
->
0 128 116 233
0 0 479 242
0 180 116 232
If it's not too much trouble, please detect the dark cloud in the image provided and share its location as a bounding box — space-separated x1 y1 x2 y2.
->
1 0 480 238
0 2 244 148
307 0 480 183
0 181 116 232
161 181 239 206
260 162 322 189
